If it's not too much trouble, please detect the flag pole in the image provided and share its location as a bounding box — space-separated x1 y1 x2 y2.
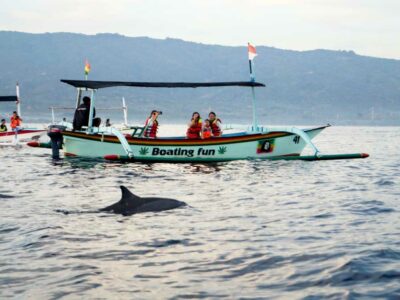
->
248 43 258 131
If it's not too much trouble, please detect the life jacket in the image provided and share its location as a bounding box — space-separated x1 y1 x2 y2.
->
187 118 202 139
0 124 7 132
10 116 21 129
210 118 222 137
202 126 212 139
144 118 158 138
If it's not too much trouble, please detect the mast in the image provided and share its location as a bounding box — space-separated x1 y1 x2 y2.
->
16 82 21 117
248 43 258 131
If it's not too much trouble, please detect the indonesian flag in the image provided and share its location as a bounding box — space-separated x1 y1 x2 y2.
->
84 59 91 75
248 43 257 60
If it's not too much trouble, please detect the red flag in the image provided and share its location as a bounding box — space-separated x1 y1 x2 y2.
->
248 43 257 60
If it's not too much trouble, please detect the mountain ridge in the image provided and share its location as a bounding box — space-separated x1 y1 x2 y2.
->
0 31 399 125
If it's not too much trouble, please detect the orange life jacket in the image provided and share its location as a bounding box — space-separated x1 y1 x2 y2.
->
202 127 212 139
10 116 21 129
187 118 202 139
210 118 222 136
144 118 158 138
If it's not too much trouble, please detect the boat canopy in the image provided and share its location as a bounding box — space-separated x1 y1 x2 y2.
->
0 96 18 102
61 79 265 90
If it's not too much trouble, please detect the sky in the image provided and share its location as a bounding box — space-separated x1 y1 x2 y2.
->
1 0 399 59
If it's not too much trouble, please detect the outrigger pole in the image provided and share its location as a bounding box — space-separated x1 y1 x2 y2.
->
248 43 258 131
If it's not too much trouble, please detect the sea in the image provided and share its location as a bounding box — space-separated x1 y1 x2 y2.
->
0 125 399 299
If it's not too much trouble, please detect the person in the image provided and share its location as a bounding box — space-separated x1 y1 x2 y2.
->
143 110 161 138
105 118 112 127
10 111 22 132
202 119 212 139
186 112 202 139
208 111 222 137
72 96 96 130
0 119 7 132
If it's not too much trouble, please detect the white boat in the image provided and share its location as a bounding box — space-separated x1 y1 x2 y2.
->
0 83 46 144
27 79 368 162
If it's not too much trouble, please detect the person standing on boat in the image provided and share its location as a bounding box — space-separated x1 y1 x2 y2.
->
0 119 7 132
187 112 202 139
208 112 222 137
143 110 161 138
73 96 96 130
10 111 22 132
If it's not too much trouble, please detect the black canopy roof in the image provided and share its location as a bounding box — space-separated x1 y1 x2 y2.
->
61 79 265 89
0 96 18 102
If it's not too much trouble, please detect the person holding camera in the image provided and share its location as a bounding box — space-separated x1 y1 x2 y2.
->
143 110 161 138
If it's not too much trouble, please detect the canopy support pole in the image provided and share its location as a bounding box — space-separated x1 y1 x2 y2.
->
87 89 96 133
16 82 21 117
122 97 128 126
75 88 82 109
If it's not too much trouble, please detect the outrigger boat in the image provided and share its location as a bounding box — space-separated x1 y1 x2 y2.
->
0 84 46 144
27 79 368 162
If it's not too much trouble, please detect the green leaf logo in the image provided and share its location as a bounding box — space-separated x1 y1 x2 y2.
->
218 146 227 155
139 147 149 155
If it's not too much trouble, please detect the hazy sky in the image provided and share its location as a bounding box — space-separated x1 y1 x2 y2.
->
1 0 399 59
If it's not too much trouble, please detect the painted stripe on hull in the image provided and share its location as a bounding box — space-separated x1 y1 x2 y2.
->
63 131 291 146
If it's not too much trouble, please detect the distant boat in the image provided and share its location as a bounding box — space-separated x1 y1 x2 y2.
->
0 83 45 144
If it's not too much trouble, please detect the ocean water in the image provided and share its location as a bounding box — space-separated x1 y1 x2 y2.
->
0 126 399 299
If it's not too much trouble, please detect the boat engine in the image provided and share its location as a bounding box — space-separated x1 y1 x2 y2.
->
47 125 66 159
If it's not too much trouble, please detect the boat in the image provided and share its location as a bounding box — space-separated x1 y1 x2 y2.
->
0 83 46 144
27 78 368 162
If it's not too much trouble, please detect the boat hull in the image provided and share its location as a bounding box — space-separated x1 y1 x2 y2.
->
62 126 326 162
0 129 45 143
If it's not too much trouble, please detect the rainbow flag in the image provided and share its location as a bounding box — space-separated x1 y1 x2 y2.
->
84 59 91 75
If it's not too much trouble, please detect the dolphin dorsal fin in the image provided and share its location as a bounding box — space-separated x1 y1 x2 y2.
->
120 186 141 206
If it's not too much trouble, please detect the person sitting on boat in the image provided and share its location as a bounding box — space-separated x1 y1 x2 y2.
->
143 110 161 138
202 119 212 139
105 118 112 127
73 96 96 130
10 111 22 132
186 112 202 139
208 111 222 137
0 119 7 132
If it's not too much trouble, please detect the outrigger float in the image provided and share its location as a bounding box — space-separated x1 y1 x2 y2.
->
0 83 45 144
27 79 368 162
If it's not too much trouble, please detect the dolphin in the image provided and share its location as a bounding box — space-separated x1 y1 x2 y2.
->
99 186 187 216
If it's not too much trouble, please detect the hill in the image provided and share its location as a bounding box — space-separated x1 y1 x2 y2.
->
0 31 399 125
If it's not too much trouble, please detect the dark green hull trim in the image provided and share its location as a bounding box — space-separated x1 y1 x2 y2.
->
104 153 369 163
273 153 369 161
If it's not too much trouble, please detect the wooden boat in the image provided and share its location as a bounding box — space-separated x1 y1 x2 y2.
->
27 79 368 162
